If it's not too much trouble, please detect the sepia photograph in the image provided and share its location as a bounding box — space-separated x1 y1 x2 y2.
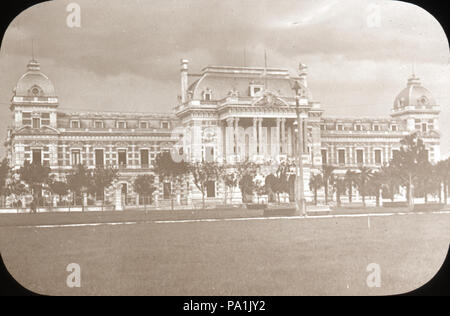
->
0 0 449 298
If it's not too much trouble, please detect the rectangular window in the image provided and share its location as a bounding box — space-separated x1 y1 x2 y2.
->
355 124 361 131
338 149 346 165
140 149 149 167
161 121 169 129
337 124 343 131
41 120 50 126
71 120 80 128
321 149 327 165
71 150 81 166
140 122 148 129
391 125 398 131
117 121 126 129
118 150 127 166
422 123 427 132
356 149 364 165
22 119 32 126
95 121 103 128
320 124 325 131
32 118 40 129
41 113 50 119
95 149 104 167
23 112 31 118
373 125 380 131
374 149 382 165
32 149 42 165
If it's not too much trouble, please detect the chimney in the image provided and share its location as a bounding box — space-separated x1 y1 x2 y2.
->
180 59 189 103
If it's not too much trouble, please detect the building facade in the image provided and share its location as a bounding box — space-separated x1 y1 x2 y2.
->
5 58 441 208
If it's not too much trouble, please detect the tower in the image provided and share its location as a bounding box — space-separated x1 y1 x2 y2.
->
391 74 441 162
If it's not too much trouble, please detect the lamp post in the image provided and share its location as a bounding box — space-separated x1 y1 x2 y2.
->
294 93 307 216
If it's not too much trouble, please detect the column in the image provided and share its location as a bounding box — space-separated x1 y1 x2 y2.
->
234 118 239 157
226 118 234 161
258 118 263 156
275 118 281 158
281 118 286 154
253 118 258 157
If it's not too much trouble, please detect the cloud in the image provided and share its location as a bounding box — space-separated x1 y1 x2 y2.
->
0 0 449 157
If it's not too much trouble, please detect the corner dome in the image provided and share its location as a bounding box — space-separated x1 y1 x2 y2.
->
393 75 436 110
13 59 56 97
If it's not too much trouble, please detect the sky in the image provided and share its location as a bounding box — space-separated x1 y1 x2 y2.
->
0 0 449 158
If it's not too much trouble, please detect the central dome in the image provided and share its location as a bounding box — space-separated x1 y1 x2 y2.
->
393 75 436 110
13 59 56 97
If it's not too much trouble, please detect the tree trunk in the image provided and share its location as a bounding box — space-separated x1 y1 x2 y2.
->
324 181 328 204
337 189 341 207
202 191 206 210
445 181 448 205
348 183 352 203
224 186 227 205
314 188 318 206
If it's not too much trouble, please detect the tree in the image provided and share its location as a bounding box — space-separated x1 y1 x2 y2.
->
47 176 69 207
18 160 51 205
133 174 156 211
356 166 373 207
0 158 9 207
309 173 323 206
320 165 335 204
264 161 293 204
236 160 259 203
378 164 400 202
223 169 238 205
344 169 358 204
67 164 92 208
153 151 189 210
332 175 346 207
90 166 119 210
389 133 430 208
5 174 29 209
188 161 221 209
367 171 384 207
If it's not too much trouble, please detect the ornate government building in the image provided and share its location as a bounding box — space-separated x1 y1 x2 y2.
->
5 58 441 208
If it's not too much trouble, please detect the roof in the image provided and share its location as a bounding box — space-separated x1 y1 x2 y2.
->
186 65 304 100
14 59 56 97
393 75 436 109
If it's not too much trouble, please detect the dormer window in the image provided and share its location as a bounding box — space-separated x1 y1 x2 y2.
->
94 121 104 128
337 124 343 131
250 85 264 97
161 121 170 129
355 124 362 131
373 124 380 131
140 121 148 129
71 120 80 128
202 88 212 101
391 124 398 131
117 121 126 129
29 85 42 97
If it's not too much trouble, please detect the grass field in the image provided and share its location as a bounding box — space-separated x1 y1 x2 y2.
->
1 210 450 295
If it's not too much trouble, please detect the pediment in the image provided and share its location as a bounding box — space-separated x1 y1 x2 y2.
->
251 91 289 107
15 125 60 135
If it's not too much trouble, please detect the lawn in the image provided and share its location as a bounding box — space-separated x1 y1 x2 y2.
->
0 211 449 295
